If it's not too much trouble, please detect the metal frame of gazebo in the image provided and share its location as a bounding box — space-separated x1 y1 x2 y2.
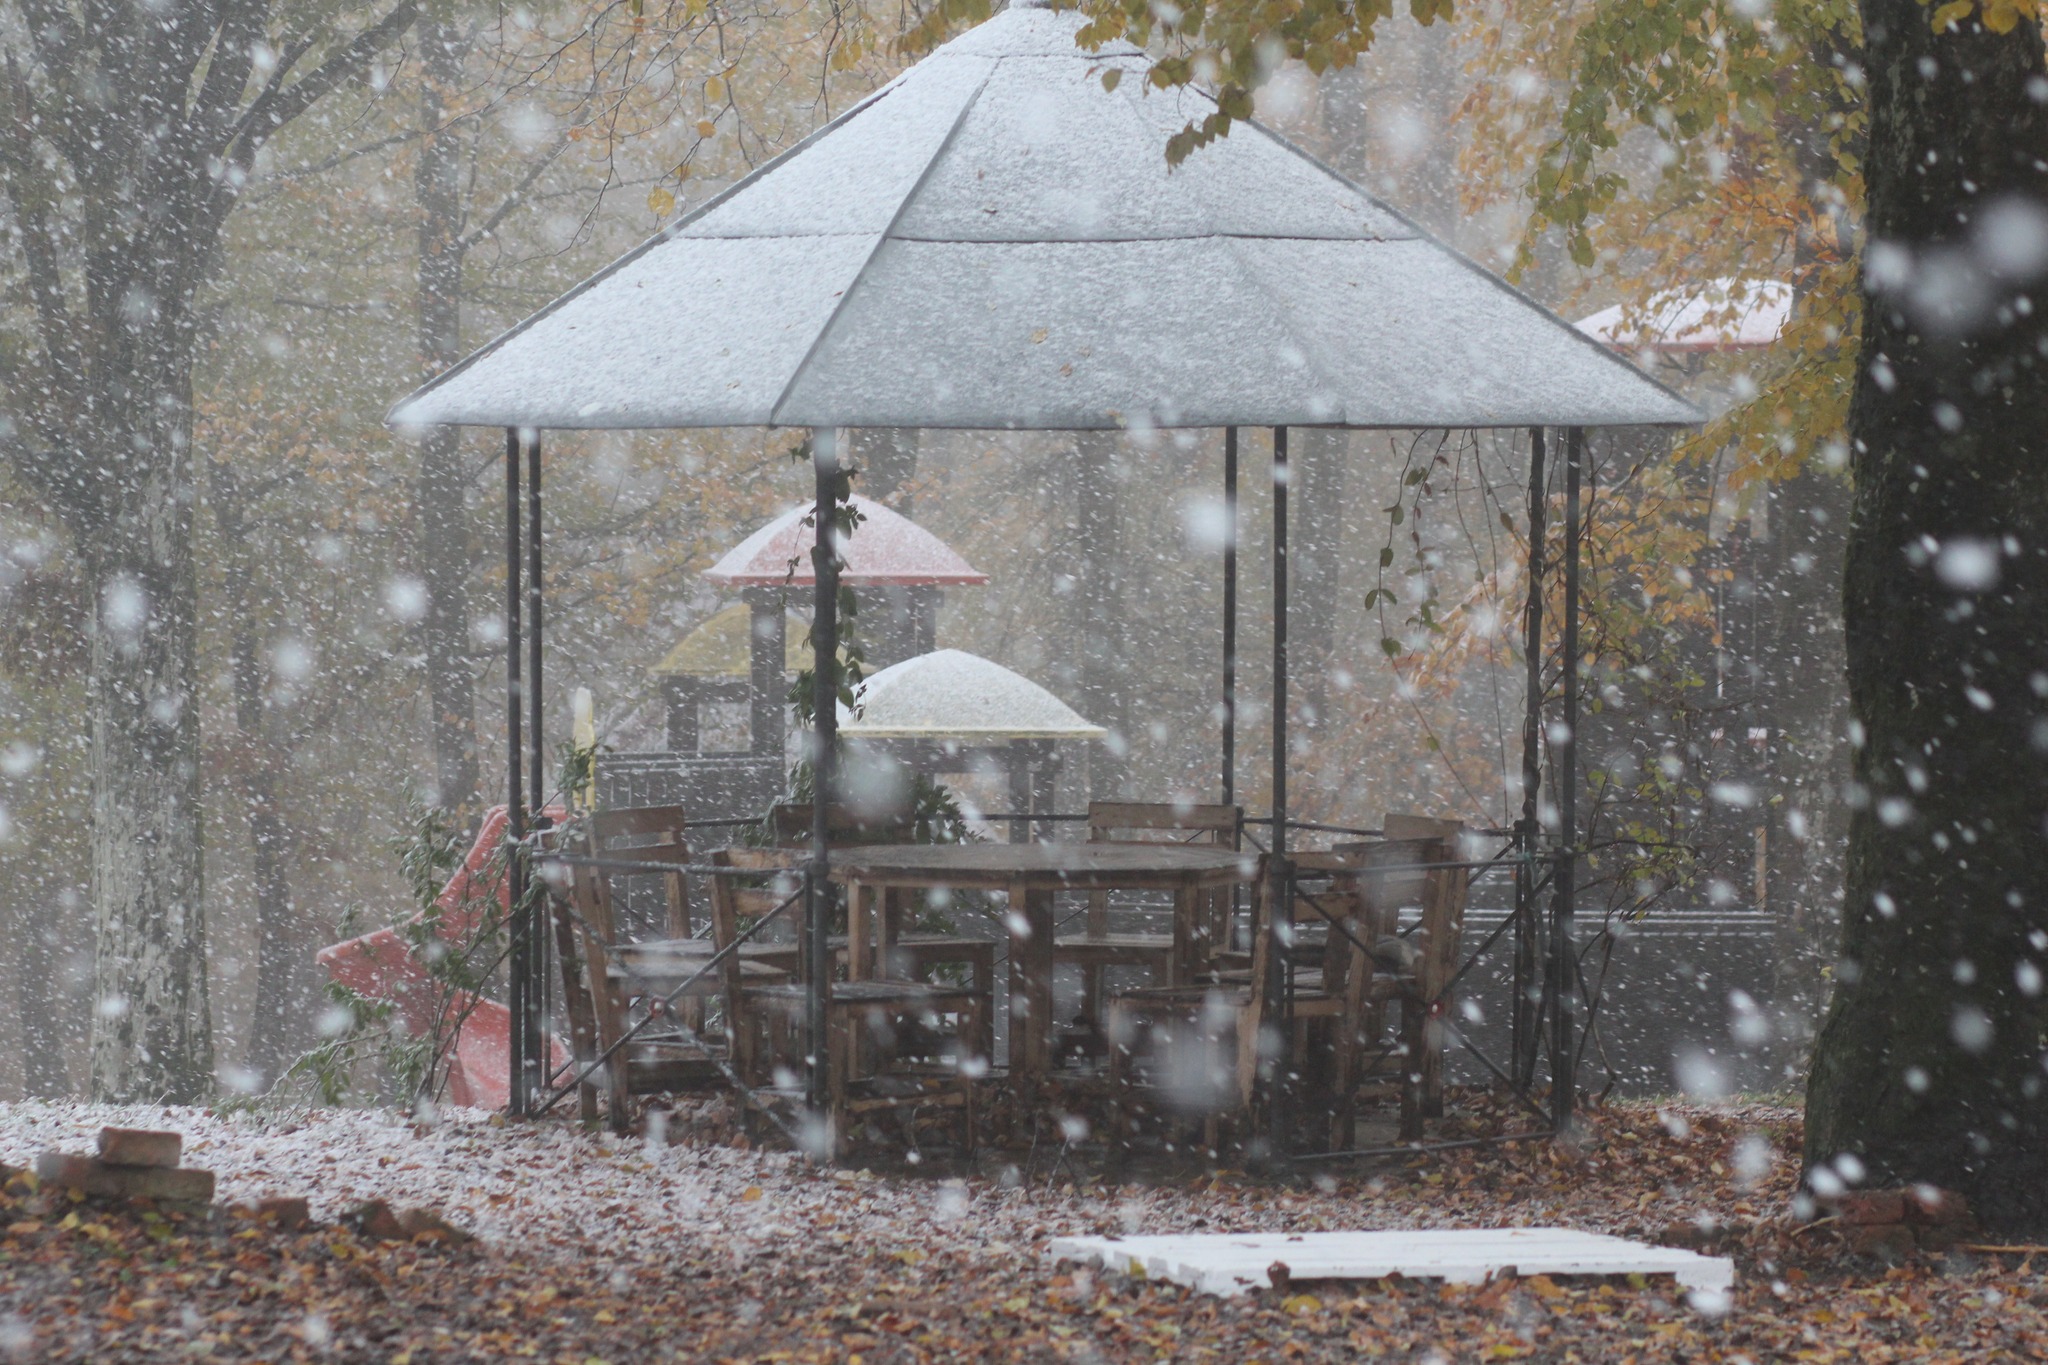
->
489 417 1597 1148
392 0 1698 1155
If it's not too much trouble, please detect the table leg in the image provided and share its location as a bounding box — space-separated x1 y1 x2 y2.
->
1171 882 1197 988
847 880 873 981
1007 884 1056 1080
880 885 905 979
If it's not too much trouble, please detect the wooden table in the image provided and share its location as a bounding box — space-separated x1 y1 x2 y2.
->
830 843 1258 1080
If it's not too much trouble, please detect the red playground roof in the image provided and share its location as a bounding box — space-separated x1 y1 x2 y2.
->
702 494 989 588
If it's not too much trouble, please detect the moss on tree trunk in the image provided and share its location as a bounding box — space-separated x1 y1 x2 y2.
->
1806 0 2048 1227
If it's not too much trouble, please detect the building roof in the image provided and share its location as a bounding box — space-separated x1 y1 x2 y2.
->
1576 278 1792 353
652 602 808 676
839 648 1106 740
702 494 988 588
388 2 1698 434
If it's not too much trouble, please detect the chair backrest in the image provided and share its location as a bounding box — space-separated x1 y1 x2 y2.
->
707 846 808 991
570 805 692 943
1358 814 1472 1000
1088 800 1241 848
769 802 914 848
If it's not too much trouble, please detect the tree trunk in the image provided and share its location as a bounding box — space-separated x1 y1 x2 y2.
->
1806 0 2048 1227
16 896 69 1096
212 462 303 1087
415 17 481 815
86 485 213 1104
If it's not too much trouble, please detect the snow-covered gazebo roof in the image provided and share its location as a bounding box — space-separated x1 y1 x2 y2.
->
389 0 1697 434
840 649 1105 741
1576 278 1791 354
703 494 988 587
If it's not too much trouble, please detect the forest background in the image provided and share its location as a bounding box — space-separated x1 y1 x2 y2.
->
0 0 1854 1100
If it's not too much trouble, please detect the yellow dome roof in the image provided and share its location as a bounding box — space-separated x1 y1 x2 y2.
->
652 603 809 677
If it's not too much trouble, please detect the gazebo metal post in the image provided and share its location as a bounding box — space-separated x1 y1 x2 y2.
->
1222 427 1238 805
1264 426 1290 1155
1513 427 1548 1091
503 427 529 1116
1549 426 1586 1128
806 429 842 1136
525 432 548 1106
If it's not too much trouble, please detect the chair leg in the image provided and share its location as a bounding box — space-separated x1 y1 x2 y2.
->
1398 995 1425 1142
1104 1001 1132 1172
829 1009 852 1153
607 1048 633 1136
960 1070 979 1156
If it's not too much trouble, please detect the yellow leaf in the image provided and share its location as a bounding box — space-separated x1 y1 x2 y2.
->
1930 0 1975 31
696 120 716 138
1984 0 2024 30
1029 327 1049 344
1282 1292 1322 1314
740 1185 763 1201
705 76 726 102
647 187 676 217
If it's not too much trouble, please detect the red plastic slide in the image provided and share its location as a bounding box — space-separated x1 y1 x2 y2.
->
317 805 568 1110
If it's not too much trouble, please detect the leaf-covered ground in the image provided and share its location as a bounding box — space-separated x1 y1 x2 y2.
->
1 1097 2044 1362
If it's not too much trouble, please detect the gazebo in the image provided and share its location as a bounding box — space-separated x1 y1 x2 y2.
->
390 0 1699 1145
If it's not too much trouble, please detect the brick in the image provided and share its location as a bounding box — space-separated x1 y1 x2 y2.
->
1904 1185 1973 1227
256 1196 312 1231
350 1198 405 1241
396 1207 475 1245
35 1152 214 1204
1845 1224 1915 1261
97 1127 183 1169
1838 1189 1906 1226
230 1197 313 1230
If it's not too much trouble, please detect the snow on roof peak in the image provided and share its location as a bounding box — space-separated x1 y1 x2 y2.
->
1576 278 1792 353
840 648 1106 740
702 494 988 588
391 7 1699 432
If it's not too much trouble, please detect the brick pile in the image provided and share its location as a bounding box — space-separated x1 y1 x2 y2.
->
34 1126 214 1204
15 1126 476 1244
1830 1185 1977 1258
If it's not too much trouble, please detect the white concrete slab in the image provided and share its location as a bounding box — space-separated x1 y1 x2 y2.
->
1048 1228 1735 1297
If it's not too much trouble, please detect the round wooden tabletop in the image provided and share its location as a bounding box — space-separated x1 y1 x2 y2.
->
829 841 1257 888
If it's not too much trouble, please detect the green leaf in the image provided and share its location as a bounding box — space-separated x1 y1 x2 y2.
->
1379 546 1394 567
1100 67 1122 92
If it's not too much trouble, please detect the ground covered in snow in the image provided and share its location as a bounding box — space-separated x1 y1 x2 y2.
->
0 1097 2042 1361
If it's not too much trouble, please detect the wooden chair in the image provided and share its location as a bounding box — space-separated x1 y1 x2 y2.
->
708 847 988 1153
777 801 997 1021
1057 801 1242 1031
1329 814 1472 1143
1103 852 1357 1149
551 806 791 1132
1104 820 1470 1150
